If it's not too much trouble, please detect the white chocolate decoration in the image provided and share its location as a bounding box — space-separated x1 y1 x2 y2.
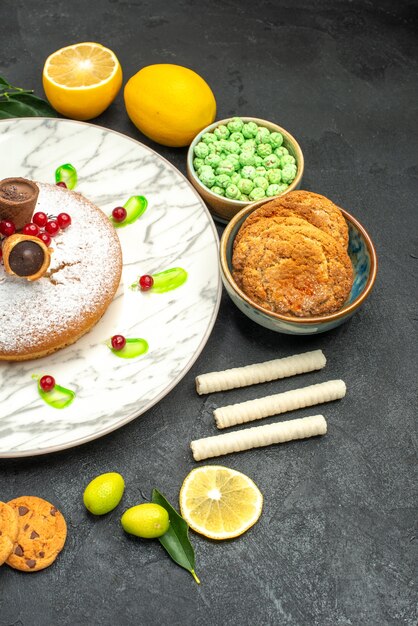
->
195 350 326 395
214 379 346 429
191 414 327 461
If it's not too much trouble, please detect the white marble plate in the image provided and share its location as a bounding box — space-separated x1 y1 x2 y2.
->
0 118 221 458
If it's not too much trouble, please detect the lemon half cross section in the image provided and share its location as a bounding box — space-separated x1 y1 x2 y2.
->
179 465 263 540
43 42 122 120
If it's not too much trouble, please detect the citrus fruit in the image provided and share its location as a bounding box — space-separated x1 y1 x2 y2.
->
179 465 263 540
121 503 170 539
124 64 216 147
83 472 125 515
43 42 122 120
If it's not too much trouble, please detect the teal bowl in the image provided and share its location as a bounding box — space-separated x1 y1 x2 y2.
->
220 200 377 334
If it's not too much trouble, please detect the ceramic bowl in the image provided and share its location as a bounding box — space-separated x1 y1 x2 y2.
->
187 116 304 223
220 199 378 334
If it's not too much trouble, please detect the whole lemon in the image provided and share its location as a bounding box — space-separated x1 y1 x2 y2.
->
124 64 216 147
83 472 125 515
121 503 170 538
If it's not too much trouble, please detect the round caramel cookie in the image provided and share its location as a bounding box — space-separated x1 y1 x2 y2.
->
0 501 19 565
6 496 67 572
232 215 353 317
235 190 349 249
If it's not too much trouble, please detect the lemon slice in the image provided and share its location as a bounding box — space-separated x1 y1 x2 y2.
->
179 465 263 540
43 42 122 120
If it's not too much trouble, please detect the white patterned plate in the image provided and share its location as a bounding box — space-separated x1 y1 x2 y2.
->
0 118 221 457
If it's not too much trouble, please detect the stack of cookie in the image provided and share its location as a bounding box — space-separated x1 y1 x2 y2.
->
232 191 354 317
0 497 66 572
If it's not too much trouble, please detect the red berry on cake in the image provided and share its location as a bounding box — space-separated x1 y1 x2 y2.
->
0 220 16 237
57 213 71 229
112 207 127 223
33 212 48 228
111 335 126 351
56 182 67 188
39 375 55 392
45 219 60 236
37 232 52 246
22 223 40 236
139 275 154 291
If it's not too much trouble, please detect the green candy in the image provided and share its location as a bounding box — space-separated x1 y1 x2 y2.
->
205 153 221 168
193 157 205 171
227 117 244 133
201 132 217 144
281 164 297 184
280 154 296 168
225 140 241 154
242 139 256 150
213 141 225 154
266 184 282 197
255 166 267 176
269 132 283 148
217 160 235 176
239 151 256 166
211 185 225 196
263 154 280 169
198 167 216 187
241 165 256 180
207 142 218 153
229 131 245 145
253 176 269 191
194 142 209 159
214 125 230 140
230 172 241 185
255 127 271 144
267 168 282 184
275 146 289 157
249 187 266 201
256 143 272 157
242 121 258 138
254 155 263 167
55 163 78 190
216 174 231 189
225 184 240 199
275 183 289 194
238 178 254 194
240 194 249 201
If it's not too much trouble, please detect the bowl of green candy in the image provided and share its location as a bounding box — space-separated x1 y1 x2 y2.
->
187 116 304 223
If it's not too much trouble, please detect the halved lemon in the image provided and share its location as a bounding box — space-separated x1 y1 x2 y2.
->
43 42 122 120
179 465 263 540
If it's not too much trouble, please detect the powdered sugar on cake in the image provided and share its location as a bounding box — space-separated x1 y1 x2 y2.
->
0 182 122 355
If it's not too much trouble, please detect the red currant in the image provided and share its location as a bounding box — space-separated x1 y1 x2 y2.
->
56 181 67 188
112 207 127 223
45 220 60 236
139 275 154 291
39 375 55 392
37 232 52 246
33 212 48 228
22 223 40 236
57 212 71 229
0 220 16 237
111 335 126 351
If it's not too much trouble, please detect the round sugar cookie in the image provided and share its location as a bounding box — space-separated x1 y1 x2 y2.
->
0 182 122 361
6 496 67 572
0 501 19 565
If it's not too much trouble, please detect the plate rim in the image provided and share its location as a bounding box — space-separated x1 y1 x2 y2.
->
0 117 222 459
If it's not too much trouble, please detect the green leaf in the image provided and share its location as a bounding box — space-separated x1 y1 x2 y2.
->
152 489 200 584
0 76 10 86
0 93 57 118
55 163 78 189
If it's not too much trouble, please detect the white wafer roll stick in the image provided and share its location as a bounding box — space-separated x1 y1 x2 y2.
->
214 379 346 429
191 415 327 461
195 350 326 395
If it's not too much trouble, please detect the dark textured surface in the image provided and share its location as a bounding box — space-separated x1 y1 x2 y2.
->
0 1 417 624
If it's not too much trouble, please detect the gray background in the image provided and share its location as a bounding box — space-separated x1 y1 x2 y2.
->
0 1 417 624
